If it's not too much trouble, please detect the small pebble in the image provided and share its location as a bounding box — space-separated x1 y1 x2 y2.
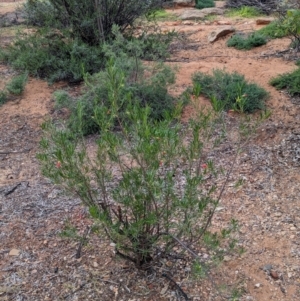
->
254 283 261 288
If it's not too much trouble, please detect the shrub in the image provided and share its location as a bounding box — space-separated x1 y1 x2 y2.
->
37 60 241 269
281 9 300 50
270 68 300 95
225 0 278 15
6 72 28 95
1 25 175 83
192 69 268 113
258 21 289 39
227 32 267 50
66 60 176 135
0 30 105 83
225 6 263 18
22 0 65 27
146 9 179 21
196 0 215 10
22 0 163 46
49 28 177 135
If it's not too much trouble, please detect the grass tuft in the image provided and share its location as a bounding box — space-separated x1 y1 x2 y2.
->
225 6 263 18
192 69 269 113
6 72 28 95
257 21 289 39
270 68 300 96
227 32 267 50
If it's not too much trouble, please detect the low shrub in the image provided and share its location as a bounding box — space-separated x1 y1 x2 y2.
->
66 61 176 135
146 9 179 21
22 0 66 28
192 69 268 113
196 0 215 10
225 0 278 15
0 30 105 83
270 68 300 95
227 32 267 50
258 21 289 39
279 8 300 51
6 72 28 95
21 0 163 46
225 6 263 18
0 26 176 83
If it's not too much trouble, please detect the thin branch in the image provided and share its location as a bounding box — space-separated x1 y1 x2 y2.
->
162 273 191 301
4 183 21 196
0 148 32 154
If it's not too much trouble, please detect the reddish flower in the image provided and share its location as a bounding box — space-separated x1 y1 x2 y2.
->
201 163 208 169
56 161 62 168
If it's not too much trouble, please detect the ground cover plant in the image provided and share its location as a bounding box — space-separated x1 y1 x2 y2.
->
227 32 267 50
196 0 215 10
270 67 300 96
191 69 268 113
225 6 263 18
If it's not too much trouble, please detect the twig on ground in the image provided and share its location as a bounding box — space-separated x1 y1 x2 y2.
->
162 273 191 301
0 148 32 154
75 226 91 259
63 283 86 300
4 183 21 196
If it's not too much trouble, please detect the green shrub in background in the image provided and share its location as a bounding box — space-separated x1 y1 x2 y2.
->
21 0 163 45
227 32 267 50
0 30 104 83
48 26 177 135
192 69 269 113
196 0 215 10
0 25 175 83
258 21 289 39
63 62 176 135
38 59 243 270
22 0 65 27
279 8 300 50
146 9 179 21
225 6 263 18
270 68 300 95
224 0 277 15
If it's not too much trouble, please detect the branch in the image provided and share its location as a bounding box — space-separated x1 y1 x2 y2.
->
162 273 191 301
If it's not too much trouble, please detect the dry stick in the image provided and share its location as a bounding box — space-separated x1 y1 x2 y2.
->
63 283 86 300
162 273 190 301
0 148 32 154
165 51 291 63
75 226 91 259
195 148 240 243
4 183 21 196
